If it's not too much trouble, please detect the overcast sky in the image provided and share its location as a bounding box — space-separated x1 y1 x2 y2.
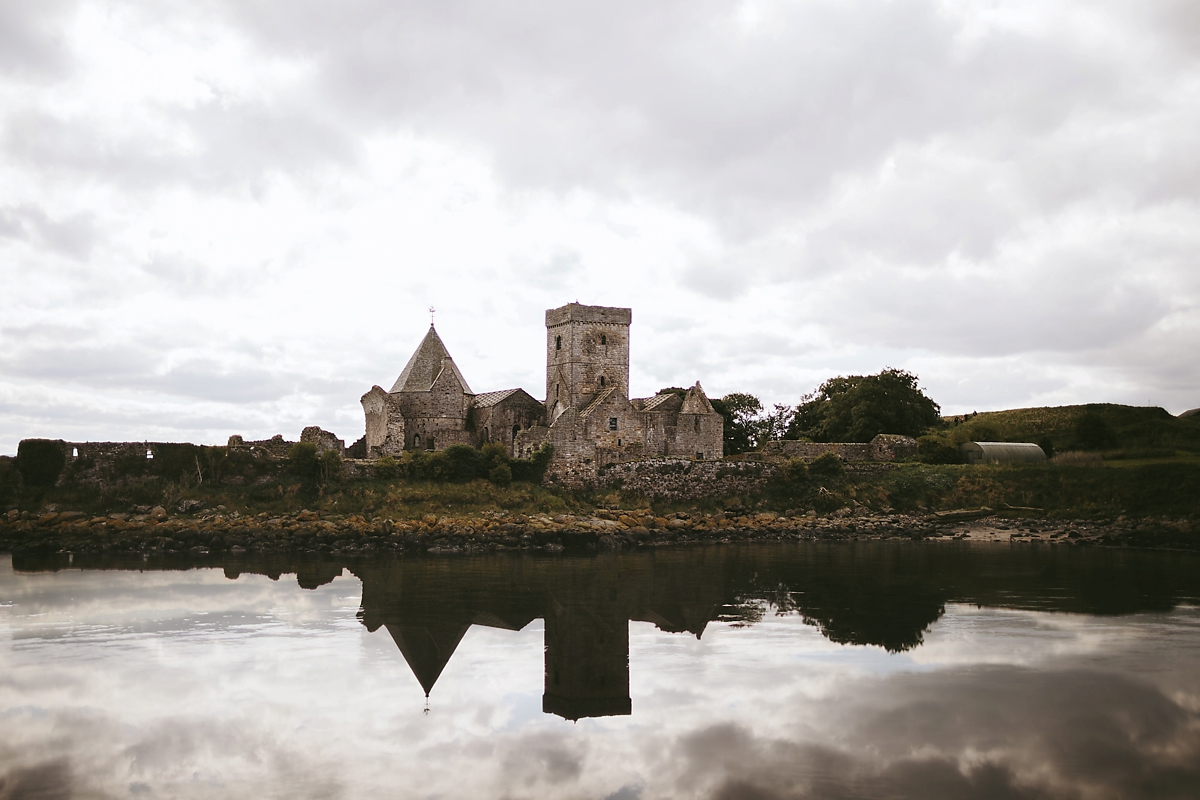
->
3 0 1199 453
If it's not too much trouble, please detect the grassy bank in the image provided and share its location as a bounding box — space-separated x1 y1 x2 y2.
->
5 459 1195 525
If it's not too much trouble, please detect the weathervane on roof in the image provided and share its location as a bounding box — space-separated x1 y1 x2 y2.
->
429 306 436 326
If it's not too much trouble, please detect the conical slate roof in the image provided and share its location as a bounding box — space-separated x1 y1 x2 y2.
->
390 326 473 394
680 382 715 414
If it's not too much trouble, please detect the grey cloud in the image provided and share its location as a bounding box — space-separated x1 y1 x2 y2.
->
672 667 1200 800
0 0 77 81
217 1 1138 229
0 204 98 259
3 98 356 194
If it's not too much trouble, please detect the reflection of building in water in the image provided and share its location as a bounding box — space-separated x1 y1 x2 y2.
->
352 554 724 720
26 543 1186 720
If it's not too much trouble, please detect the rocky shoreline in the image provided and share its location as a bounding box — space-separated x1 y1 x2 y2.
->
2 504 1196 556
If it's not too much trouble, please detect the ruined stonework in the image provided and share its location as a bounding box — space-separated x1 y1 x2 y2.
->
300 427 345 455
759 434 918 462
596 458 776 502
362 303 725 482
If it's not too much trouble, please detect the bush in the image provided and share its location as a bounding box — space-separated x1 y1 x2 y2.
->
287 442 320 480
404 449 449 481
16 439 66 488
489 463 513 486
319 450 343 484
443 444 486 482
511 443 554 483
374 455 399 479
808 452 845 480
917 435 960 464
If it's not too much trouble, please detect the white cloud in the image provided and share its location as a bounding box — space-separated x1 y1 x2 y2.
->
3 0 1200 452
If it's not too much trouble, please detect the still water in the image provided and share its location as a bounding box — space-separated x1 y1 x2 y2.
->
3 543 1200 799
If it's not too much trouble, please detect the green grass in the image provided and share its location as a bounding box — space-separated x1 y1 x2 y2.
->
937 403 1200 454
849 461 1200 519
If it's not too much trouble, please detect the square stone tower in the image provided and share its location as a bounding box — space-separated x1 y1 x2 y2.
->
545 303 631 421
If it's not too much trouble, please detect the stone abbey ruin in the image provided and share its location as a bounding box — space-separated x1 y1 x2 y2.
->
10 301 920 497
360 302 724 484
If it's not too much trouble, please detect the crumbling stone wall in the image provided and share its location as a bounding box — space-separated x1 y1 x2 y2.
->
595 458 776 501
760 434 917 462
300 427 345 455
227 435 295 457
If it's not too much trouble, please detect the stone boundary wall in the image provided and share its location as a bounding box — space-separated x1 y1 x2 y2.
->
595 458 777 502
761 434 917 462
762 442 873 461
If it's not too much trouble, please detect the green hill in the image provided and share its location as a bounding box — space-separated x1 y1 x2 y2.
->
939 403 1200 456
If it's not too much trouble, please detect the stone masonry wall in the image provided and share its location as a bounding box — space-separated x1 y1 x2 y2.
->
760 441 874 461
596 458 776 501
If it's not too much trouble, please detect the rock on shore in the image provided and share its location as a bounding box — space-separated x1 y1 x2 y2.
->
1 505 1195 556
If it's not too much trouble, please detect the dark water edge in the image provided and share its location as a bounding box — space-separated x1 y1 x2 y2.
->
13 541 1200 654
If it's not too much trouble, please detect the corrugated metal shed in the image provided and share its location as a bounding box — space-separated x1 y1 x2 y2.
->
960 442 1047 465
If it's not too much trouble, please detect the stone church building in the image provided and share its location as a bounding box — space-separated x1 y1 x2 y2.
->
361 303 724 481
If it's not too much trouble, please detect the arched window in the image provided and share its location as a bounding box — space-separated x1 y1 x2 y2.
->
72 447 78 458
556 335 562 350
599 376 605 387
513 424 520 442
600 333 607 345
414 434 421 449
483 427 489 442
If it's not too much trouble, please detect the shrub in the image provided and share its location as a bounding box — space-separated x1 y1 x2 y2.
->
489 463 513 486
287 442 320 480
404 449 449 481
443 444 486 482
481 442 510 469
917 435 960 464
319 450 343 484
511 443 554 483
16 439 66 488
808 452 845 480
779 458 810 484
374 455 399 479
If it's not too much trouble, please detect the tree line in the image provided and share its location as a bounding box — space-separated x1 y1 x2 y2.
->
663 368 942 455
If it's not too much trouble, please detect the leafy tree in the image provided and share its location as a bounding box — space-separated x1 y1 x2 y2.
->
712 393 763 454
787 369 941 442
287 442 320 480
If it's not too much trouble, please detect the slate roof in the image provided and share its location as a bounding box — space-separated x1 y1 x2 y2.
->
472 388 535 408
580 387 618 416
390 326 474 394
638 393 681 412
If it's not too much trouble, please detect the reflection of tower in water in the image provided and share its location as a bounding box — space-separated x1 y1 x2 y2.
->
542 580 631 720
352 554 725 721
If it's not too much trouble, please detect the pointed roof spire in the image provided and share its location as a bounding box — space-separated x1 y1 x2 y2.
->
390 327 473 393
681 382 715 414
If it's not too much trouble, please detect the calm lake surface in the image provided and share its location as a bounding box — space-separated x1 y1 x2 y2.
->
3 542 1200 799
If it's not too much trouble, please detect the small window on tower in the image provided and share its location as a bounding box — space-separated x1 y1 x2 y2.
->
556 335 562 350
599 376 605 387
600 333 607 345
609 417 618 431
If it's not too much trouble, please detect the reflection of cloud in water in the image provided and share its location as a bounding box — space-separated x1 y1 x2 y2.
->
2 553 1200 798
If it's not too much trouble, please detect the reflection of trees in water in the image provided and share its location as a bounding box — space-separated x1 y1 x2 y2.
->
13 543 1200 718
